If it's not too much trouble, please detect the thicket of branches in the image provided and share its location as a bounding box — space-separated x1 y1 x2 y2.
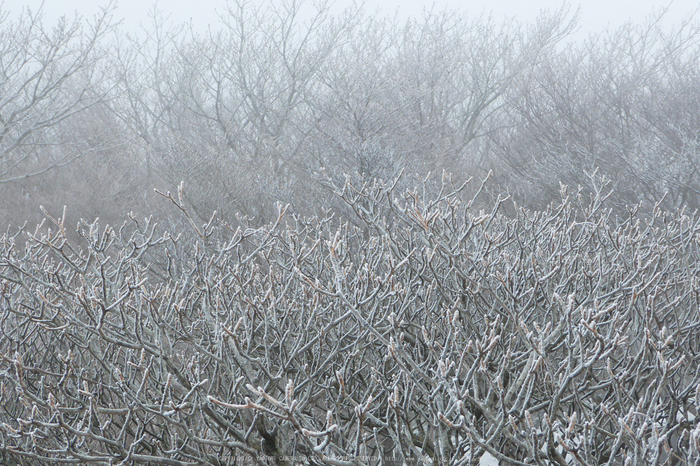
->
1 173 699 465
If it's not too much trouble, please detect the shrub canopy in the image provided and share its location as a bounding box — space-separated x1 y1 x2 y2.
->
1 175 699 465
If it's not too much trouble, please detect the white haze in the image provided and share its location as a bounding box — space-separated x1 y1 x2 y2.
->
8 0 700 41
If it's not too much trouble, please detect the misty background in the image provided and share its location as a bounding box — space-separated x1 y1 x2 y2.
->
17 0 698 39
1 0 700 231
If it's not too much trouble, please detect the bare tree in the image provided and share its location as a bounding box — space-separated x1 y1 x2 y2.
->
490 9 700 211
109 0 363 222
0 3 117 184
313 8 576 190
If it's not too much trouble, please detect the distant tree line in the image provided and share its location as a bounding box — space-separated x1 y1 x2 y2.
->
1 1 700 228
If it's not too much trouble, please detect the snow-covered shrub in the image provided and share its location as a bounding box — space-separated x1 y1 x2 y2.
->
0 175 698 465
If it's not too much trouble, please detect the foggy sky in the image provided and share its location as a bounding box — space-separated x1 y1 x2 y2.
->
9 0 699 41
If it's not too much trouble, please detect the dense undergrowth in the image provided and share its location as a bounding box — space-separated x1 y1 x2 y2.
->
1 174 699 465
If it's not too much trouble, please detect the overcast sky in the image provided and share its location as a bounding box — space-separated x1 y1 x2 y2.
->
7 0 699 40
